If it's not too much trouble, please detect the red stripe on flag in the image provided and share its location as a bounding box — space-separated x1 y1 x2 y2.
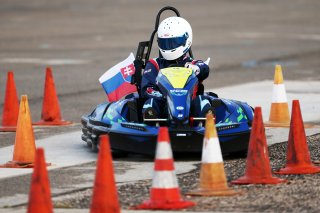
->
107 82 136 102
154 159 175 171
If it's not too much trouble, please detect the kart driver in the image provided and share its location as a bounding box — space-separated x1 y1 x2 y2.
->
141 16 212 120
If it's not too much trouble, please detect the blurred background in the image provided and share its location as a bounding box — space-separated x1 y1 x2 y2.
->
1 0 320 123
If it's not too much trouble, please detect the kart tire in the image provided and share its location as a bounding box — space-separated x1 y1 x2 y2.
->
91 142 98 152
232 150 247 158
86 139 92 148
112 149 129 158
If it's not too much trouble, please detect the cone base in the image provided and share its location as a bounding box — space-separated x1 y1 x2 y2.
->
135 199 195 210
0 161 34 168
264 121 314 128
0 126 16 132
275 164 320 175
264 121 290 128
0 161 51 168
231 175 287 185
33 120 73 126
187 187 241 196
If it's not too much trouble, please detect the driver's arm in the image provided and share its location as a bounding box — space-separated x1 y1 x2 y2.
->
141 60 164 99
184 58 210 81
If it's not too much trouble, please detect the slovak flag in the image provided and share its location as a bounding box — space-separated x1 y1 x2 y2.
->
99 53 137 102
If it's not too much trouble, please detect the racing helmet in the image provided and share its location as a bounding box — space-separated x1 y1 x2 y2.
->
157 17 193 61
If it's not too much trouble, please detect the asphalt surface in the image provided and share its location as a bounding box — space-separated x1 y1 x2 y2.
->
1 0 320 212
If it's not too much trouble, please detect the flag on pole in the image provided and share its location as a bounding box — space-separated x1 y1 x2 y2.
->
99 53 137 102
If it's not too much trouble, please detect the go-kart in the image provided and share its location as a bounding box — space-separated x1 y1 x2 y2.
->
81 6 254 156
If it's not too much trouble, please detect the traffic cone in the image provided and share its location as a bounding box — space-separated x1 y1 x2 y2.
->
27 148 53 213
135 127 195 210
265 65 290 127
0 95 37 168
33 67 72 126
187 113 241 196
275 100 320 174
90 135 120 213
231 107 286 184
0 71 19 132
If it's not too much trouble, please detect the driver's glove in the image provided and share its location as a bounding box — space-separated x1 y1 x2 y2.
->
146 87 165 100
185 62 200 76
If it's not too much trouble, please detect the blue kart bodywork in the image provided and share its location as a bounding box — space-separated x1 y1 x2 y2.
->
81 94 254 156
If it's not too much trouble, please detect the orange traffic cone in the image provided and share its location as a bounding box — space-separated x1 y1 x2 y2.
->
90 135 120 213
232 107 286 184
187 113 241 196
27 148 53 213
265 65 290 127
275 100 320 174
0 71 19 132
135 127 195 210
0 95 37 168
33 67 72 126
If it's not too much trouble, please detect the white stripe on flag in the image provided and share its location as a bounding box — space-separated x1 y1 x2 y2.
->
99 52 135 83
155 142 173 159
152 171 178 188
271 84 287 103
201 137 223 163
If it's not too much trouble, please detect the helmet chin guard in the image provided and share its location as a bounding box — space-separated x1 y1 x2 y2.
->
157 17 193 60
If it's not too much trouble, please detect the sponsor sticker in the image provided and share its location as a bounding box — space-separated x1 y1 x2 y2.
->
170 89 188 96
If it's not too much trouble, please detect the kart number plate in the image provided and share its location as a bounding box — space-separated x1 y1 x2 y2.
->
176 133 187 136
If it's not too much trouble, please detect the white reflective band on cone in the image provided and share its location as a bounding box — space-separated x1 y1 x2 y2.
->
201 137 223 163
156 142 173 159
152 171 178 188
271 84 288 103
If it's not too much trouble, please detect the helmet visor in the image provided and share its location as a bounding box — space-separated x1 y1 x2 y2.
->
158 33 188 50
